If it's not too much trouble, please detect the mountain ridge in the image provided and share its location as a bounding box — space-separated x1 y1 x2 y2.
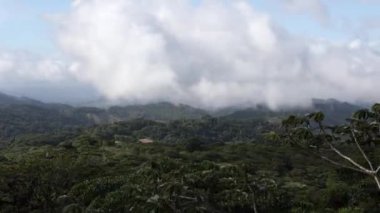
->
0 91 365 141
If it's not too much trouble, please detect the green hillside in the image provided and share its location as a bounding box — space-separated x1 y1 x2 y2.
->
0 93 379 212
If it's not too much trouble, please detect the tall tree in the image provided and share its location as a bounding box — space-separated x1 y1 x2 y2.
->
279 104 380 191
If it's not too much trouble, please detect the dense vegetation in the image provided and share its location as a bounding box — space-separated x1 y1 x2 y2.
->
0 93 378 212
0 117 379 212
1 139 379 212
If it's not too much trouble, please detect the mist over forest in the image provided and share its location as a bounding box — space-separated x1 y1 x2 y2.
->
0 0 379 212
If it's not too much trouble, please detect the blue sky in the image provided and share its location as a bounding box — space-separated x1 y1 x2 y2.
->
0 0 71 54
0 0 379 55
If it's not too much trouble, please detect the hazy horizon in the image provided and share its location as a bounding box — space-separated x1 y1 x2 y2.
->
0 0 379 109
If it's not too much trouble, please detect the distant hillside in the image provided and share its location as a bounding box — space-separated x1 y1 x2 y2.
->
107 102 207 121
0 93 208 141
221 99 362 124
0 92 365 141
0 92 206 121
0 92 45 106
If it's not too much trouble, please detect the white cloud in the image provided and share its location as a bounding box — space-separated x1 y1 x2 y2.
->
51 0 380 109
0 51 66 82
0 0 379 109
0 50 98 103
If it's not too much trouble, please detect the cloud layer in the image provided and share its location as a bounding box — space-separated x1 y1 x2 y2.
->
0 50 97 103
53 0 380 109
0 0 379 109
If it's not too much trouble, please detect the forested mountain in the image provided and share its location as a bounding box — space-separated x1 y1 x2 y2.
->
0 93 207 120
0 93 207 141
0 92 45 106
0 92 379 211
0 92 363 142
223 99 361 124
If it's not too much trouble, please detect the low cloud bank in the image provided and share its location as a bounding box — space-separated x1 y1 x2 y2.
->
1 0 380 109
57 0 380 109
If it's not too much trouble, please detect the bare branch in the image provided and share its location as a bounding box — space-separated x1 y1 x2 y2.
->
287 135 367 174
374 176 380 191
351 129 374 171
328 144 372 174
317 122 372 174
375 166 380 174
319 155 368 174
177 195 197 201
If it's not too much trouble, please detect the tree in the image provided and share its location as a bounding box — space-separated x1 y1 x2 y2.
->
278 104 380 191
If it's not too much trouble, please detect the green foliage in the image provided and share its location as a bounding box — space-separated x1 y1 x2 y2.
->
1 140 379 212
0 103 379 212
338 207 364 213
279 103 380 211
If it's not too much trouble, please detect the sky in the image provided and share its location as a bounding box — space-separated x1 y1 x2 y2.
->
0 0 379 108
